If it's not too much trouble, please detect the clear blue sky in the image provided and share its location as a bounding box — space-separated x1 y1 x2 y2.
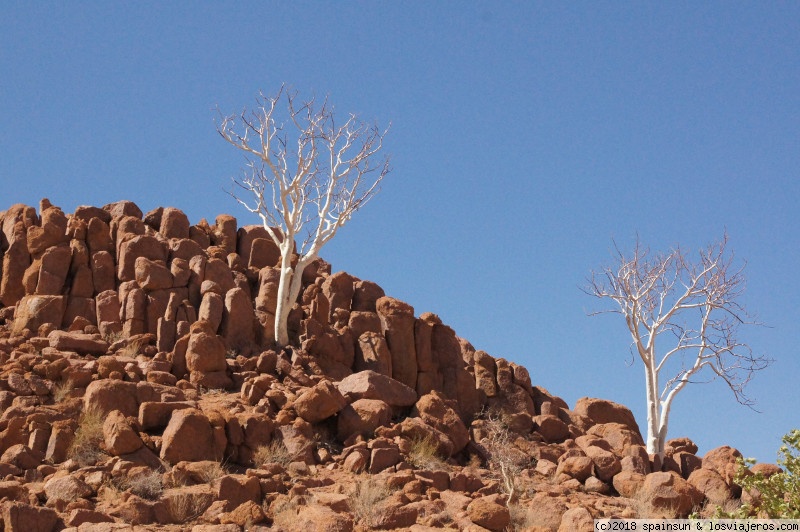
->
2 2 798 465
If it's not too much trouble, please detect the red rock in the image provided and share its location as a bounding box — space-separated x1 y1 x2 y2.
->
35 244 71 294
104 200 143 220
199 291 224 332
160 207 190 239
337 399 392 442
587 422 645 455
220 287 255 351
13 295 66 334
369 445 401 473
351 280 385 313
1 501 59 532
376 296 418 389
556 455 594 482
687 467 734 505
65 508 115 527
185 320 227 373
533 414 571 443
95 290 121 323
160 408 218 464
575 396 642 437
1 444 42 470
613 470 645 498
103 409 144 456
321 271 355 321
640 471 704 517
118 235 168 282
294 380 348 423
702 446 743 489
337 370 417 407
48 330 109 355
558 506 594 532
44 474 93 502
135 257 173 291
467 495 510 531
584 445 622 482
27 206 69 256
213 474 261 511
354 331 392 376
413 391 469 454
212 214 237 254
84 379 139 417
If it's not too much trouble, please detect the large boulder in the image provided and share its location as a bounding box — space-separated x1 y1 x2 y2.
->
574 397 642 437
161 409 219 464
375 297 418 389
640 471 704 517
293 380 348 423
337 370 417 407
413 391 469 453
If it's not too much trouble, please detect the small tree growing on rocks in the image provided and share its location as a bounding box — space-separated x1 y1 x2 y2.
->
218 85 390 346
585 234 770 459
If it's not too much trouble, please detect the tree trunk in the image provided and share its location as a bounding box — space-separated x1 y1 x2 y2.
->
275 241 295 347
644 358 663 458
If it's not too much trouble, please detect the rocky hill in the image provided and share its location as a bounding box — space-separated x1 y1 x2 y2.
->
0 200 761 531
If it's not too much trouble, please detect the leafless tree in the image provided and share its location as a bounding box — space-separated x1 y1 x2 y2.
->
217 85 390 346
585 234 770 458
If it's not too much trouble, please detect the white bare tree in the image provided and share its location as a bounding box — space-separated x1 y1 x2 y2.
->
585 234 770 459
217 85 390 346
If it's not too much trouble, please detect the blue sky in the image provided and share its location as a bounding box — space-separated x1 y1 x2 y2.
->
2 2 798 464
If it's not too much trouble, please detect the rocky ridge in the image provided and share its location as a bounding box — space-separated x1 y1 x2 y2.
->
0 200 757 531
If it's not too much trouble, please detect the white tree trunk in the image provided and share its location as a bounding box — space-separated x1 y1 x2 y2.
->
273 244 295 347
644 357 664 458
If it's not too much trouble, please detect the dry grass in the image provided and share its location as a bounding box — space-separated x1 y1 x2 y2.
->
52 379 74 403
270 497 301 531
407 436 448 471
350 476 393 528
164 491 211 524
509 502 540 530
116 470 164 500
253 439 293 468
68 407 107 467
632 490 681 518
119 337 145 358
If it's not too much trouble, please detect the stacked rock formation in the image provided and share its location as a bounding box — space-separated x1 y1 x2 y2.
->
0 200 760 530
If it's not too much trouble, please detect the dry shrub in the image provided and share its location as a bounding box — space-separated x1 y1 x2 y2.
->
407 436 447 471
165 491 210 524
196 461 227 483
509 503 539 530
52 379 74 403
350 476 392 528
269 496 302 531
253 439 292 467
632 490 680 518
116 470 164 500
68 407 106 467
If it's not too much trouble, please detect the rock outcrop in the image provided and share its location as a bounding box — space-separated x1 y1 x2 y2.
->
0 200 762 529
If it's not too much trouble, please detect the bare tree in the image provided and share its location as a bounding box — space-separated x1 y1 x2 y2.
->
217 86 390 346
585 234 770 459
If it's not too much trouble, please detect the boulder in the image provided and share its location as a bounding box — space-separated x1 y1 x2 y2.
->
640 471 704 517
294 380 348 423
413 391 469 453
467 495 510 531
161 408 218 464
337 399 392 442
185 320 227 373
687 467 735 505
84 379 139 417
337 370 417 407
48 330 109 355
103 410 144 456
1 502 59 532
376 296 418 389
574 397 642 437
135 257 173 291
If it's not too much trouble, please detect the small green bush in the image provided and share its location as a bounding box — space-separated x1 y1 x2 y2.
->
710 429 800 518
